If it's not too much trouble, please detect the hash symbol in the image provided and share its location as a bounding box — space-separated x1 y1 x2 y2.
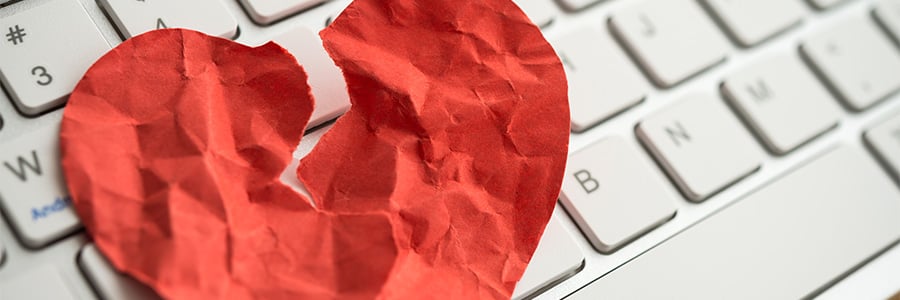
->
6 25 25 45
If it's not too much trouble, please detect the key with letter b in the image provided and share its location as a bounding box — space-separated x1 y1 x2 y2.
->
0 125 80 248
560 137 677 253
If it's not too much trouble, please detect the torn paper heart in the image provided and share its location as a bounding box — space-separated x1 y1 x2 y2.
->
60 0 569 299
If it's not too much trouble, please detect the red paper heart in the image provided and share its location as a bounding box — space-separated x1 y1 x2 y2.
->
60 0 568 299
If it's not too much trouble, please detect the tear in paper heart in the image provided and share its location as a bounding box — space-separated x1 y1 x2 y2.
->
60 0 569 299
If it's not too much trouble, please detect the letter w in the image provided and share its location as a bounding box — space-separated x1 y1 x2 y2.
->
4 150 42 182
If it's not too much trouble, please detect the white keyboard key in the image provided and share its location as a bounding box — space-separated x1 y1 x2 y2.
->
816 245 900 299
560 137 676 252
0 265 76 300
271 26 350 128
702 0 806 46
0 0 110 116
79 244 159 300
610 0 729 87
809 0 851 10
875 0 900 41
512 217 584 300
557 0 603 11
513 0 557 27
99 0 238 39
240 0 327 25
865 111 900 181
0 125 80 248
568 146 900 300
553 27 650 132
722 54 842 154
637 93 765 201
802 15 900 111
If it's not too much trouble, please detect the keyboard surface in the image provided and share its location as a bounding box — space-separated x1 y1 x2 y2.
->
1 0 900 299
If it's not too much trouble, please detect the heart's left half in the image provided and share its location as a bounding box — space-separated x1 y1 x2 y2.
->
60 29 331 299
60 0 569 299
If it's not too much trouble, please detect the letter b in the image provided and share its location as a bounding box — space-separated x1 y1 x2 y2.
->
573 170 599 194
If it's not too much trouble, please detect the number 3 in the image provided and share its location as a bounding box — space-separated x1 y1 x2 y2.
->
31 66 53 86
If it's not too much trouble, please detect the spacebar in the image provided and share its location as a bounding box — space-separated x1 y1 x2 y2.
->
567 146 900 300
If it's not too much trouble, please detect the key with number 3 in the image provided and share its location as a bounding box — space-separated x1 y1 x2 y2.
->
0 0 110 116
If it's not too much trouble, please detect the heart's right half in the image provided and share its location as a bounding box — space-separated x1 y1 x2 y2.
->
60 0 569 299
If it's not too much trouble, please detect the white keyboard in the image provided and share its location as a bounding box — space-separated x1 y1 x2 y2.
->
1 0 900 299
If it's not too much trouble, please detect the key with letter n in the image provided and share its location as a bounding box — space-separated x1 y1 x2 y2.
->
637 93 765 202
0 125 80 248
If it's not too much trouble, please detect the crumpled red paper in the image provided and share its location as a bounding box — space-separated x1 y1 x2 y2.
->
60 0 569 299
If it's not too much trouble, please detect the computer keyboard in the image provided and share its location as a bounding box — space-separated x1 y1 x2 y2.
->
0 0 899 299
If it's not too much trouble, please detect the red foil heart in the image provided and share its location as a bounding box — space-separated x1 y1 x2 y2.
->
60 0 569 299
